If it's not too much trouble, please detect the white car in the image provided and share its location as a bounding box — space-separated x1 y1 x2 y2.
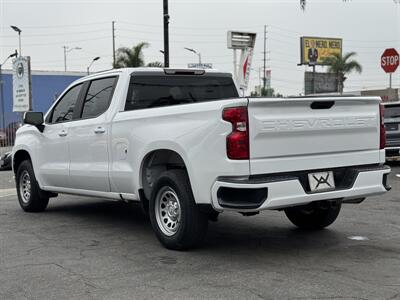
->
12 68 391 249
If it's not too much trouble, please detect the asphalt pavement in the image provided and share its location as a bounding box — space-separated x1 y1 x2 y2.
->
0 164 399 300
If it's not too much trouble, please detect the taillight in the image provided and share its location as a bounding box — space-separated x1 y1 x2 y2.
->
380 103 386 149
222 106 249 160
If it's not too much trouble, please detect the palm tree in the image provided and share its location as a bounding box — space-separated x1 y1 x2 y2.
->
114 42 149 68
322 52 362 94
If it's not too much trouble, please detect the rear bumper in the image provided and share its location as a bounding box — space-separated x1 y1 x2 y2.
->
211 165 391 212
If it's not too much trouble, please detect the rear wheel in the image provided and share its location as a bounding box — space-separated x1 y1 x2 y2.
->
16 160 49 212
284 200 341 230
149 169 208 250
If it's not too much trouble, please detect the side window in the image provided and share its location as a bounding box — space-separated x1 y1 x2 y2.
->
81 77 117 119
50 84 82 123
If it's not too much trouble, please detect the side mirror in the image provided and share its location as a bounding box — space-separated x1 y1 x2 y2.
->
24 112 44 128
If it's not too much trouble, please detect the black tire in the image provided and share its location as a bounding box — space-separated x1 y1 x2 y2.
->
149 169 208 250
16 160 49 212
284 200 341 230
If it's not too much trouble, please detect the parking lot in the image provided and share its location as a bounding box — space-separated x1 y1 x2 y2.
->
0 164 399 300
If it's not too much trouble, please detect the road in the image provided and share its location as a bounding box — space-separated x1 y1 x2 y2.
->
0 165 399 300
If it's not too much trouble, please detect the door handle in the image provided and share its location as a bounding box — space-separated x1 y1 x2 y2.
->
58 130 68 137
94 126 106 134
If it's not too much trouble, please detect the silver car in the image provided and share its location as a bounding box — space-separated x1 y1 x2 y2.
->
384 102 400 158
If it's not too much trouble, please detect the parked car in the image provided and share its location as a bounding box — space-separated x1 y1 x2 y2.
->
384 101 400 159
12 68 391 250
0 151 12 170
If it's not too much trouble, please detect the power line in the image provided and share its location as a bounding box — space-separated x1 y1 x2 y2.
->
117 35 227 44
0 28 110 38
33 54 112 64
0 36 110 47
0 21 109 29
119 20 262 31
117 27 225 37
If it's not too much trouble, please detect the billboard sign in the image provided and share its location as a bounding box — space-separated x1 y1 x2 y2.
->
237 47 254 90
187 63 213 69
300 37 342 65
304 71 337 95
227 31 257 49
12 56 32 112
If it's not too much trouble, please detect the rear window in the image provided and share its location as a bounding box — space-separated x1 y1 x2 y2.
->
384 105 400 119
125 75 238 111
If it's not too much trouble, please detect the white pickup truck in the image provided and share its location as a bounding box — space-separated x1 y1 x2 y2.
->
13 68 391 250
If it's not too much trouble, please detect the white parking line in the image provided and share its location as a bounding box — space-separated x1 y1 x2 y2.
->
0 188 17 198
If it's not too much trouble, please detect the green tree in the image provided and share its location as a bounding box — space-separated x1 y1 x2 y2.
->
114 42 149 68
322 52 362 94
261 87 274 97
251 87 282 97
147 61 164 67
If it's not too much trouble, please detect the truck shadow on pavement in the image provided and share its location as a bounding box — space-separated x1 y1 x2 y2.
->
43 198 344 254
45 199 152 232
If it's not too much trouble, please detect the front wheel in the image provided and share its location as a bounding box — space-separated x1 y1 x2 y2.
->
284 200 341 230
149 170 208 250
16 160 49 212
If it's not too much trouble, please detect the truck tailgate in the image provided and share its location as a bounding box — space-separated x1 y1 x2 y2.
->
248 97 381 175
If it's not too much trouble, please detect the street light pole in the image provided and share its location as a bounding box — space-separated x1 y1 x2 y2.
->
10 26 22 56
0 51 18 130
112 21 116 68
87 57 100 75
63 46 82 72
63 46 67 72
184 47 201 64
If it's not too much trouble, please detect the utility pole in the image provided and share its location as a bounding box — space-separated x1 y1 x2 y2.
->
163 0 170 67
112 21 116 68
263 25 267 93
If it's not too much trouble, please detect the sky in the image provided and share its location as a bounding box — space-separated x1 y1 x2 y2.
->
1 0 400 96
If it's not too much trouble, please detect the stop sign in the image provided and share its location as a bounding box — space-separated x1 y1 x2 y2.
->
381 48 399 73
